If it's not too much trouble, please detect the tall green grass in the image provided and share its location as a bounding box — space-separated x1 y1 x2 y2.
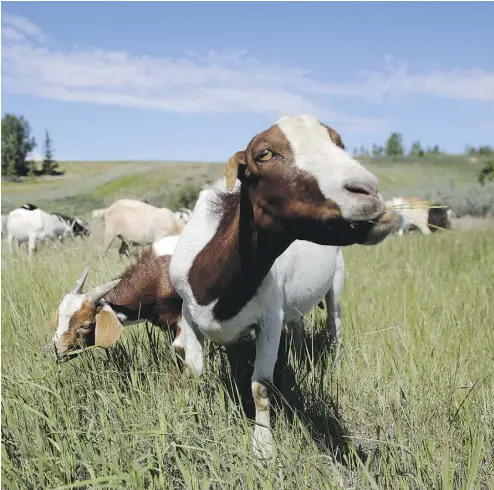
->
2 229 493 489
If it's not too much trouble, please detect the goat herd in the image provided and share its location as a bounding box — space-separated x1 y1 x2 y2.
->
2 115 454 460
2 199 193 257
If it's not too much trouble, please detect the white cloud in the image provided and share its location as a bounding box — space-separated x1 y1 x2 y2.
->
1 12 47 43
314 60 494 102
2 13 493 136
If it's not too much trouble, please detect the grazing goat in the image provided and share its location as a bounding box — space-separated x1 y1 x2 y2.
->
51 235 182 359
386 196 452 235
169 115 397 458
6 204 89 256
91 199 185 257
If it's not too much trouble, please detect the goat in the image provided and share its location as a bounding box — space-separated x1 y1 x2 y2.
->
6 205 89 256
51 235 182 359
386 196 452 235
169 115 397 458
91 199 185 257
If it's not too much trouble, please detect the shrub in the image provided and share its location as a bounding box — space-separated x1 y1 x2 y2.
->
40 194 108 218
148 183 203 211
423 179 494 218
478 159 494 185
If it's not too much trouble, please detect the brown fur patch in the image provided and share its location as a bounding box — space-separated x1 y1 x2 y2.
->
55 300 97 356
324 125 345 149
68 300 96 330
105 249 182 330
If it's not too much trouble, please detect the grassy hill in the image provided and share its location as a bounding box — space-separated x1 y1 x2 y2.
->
1 154 487 218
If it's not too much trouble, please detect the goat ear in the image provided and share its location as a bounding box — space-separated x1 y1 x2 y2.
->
224 151 246 191
47 308 59 329
94 307 122 348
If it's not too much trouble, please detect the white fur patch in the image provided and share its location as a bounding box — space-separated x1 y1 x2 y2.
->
53 294 85 342
152 235 180 257
276 115 381 220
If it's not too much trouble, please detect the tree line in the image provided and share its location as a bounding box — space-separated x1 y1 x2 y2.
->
2 113 492 185
354 132 493 184
354 133 493 161
1 113 59 179
353 133 444 160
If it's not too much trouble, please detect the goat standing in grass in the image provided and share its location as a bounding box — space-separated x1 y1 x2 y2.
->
6 204 89 256
91 199 185 258
169 115 397 458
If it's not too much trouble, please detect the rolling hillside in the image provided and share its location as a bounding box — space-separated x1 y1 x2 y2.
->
1 155 486 218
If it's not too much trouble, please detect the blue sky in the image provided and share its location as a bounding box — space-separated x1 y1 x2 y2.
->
2 2 493 161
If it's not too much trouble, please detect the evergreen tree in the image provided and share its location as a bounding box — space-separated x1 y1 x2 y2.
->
42 130 59 175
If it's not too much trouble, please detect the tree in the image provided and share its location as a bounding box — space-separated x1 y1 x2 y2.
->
372 143 384 157
410 140 425 157
478 159 494 185
478 145 493 156
385 132 404 161
426 144 441 155
41 130 59 175
359 145 370 157
465 145 493 157
1 114 36 178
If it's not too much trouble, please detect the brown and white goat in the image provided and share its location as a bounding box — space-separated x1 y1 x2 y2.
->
51 236 182 359
169 115 398 458
385 196 453 235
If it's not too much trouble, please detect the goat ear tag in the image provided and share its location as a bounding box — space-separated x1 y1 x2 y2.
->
94 309 122 348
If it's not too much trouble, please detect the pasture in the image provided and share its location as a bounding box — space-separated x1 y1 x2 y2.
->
2 157 493 488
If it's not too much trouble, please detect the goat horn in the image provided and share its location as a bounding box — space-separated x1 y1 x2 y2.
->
87 279 121 304
71 267 90 294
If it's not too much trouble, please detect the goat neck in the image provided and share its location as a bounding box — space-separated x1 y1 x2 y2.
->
188 183 292 321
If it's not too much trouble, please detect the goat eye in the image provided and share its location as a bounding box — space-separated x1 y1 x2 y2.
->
255 149 273 163
77 322 92 334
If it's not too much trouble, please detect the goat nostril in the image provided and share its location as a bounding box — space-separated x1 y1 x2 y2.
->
344 184 372 196
344 182 379 198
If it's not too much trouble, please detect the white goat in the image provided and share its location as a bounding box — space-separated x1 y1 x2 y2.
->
6 205 89 256
386 196 453 236
385 196 431 235
91 199 185 257
169 115 397 458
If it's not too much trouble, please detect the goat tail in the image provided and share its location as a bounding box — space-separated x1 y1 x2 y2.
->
91 208 107 219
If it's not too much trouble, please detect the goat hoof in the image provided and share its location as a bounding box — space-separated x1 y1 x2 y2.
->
252 426 276 460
